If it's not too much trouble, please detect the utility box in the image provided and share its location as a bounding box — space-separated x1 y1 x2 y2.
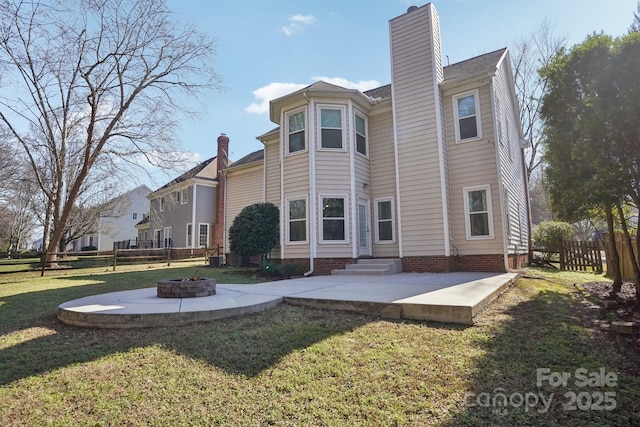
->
209 256 223 267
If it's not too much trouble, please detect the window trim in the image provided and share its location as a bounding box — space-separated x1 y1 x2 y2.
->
181 187 189 205
374 197 395 244
159 196 165 212
453 89 482 143
285 107 307 156
198 223 210 248
186 223 192 247
319 194 349 244
163 226 172 248
354 110 368 157
317 104 346 151
286 196 308 244
463 184 494 240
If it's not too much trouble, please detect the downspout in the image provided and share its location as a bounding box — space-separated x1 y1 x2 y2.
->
280 111 286 262
520 145 533 266
490 77 514 273
191 183 197 248
221 174 227 262
304 91 315 276
349 100 358 259
389 59 403 257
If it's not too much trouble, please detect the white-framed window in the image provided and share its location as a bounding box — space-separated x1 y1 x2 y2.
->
159 196 165 212
175 190 181 203
163 226 172 247
154 229 162 247
181 187 189 205
287 197 308 243
198 223 209 248
374 198 395 243
355 111 368 156
320 195 348 243
463 185 494 239
319 105 345 150
186 223 192 247
286 108 306 154
453 89 482 142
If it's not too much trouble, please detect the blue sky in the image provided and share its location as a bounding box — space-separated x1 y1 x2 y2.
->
154 0 636 187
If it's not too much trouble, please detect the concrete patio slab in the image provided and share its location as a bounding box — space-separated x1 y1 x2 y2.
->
57 272 518 328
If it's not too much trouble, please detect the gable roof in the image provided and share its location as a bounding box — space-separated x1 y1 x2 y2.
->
442 48 507 86
150 156 216 196
224 149 264 171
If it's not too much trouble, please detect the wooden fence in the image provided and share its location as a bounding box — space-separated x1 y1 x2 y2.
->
603 232 638 280
560 241 603 273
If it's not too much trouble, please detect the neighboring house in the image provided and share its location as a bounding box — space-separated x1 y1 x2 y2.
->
147 135 229 250
223 3 530 274
71 185 152 251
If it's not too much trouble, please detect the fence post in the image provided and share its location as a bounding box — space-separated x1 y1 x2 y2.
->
166 246 171 266
113 243 117 271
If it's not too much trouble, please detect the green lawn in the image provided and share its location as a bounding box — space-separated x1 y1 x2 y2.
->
0 265 638 426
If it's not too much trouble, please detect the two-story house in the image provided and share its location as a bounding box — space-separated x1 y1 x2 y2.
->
147 134 229 251
222 3 530 275
70 184 152 251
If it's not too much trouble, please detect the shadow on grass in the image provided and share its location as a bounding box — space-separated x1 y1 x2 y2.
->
438 279 640 427
0 267 370 385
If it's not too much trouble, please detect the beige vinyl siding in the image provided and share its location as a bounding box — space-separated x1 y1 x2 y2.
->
494 58 529 254
390 4 446 257
224 164 265 252
446 83 503 255
368 107 399 257
315 119 353 258
282 145 310 259
264 136 280 206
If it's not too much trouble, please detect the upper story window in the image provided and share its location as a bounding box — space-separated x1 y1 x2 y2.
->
132 212 138 220
320 107 344 149
287 109 306 154
181 187 188 205
453 90 482 142
355 112 367 156
159 196 165 212
463 185 494 239
175 190 181 203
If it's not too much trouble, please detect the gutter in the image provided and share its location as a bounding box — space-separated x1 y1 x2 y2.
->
304 90 315 276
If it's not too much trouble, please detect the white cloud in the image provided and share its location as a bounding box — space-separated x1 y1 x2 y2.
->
311 76 381 92
246 78 382 115
246 82 307 114
282 14 316 36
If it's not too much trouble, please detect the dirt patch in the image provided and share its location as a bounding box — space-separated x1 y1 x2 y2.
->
580 281 640 357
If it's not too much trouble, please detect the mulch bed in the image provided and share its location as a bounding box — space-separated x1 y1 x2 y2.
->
580 281 640 357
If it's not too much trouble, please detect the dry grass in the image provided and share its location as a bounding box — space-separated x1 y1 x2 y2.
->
0 265 639 426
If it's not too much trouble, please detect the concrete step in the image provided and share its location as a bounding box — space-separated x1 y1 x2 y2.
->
331 268 392 276
331 258 402 275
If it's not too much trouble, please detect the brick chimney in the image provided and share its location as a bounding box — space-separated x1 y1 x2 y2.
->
213 133 229 254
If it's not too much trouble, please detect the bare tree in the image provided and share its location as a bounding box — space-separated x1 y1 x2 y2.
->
630 1 640 32
510 19 566 178
0 0 220 271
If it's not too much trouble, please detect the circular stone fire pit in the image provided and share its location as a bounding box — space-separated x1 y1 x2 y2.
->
157 278 216 298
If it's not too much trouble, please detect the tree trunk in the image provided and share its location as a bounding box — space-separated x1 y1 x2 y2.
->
605 202 623 296
616 202 640 310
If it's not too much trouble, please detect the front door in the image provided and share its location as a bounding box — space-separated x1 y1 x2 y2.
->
358 200 371 257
